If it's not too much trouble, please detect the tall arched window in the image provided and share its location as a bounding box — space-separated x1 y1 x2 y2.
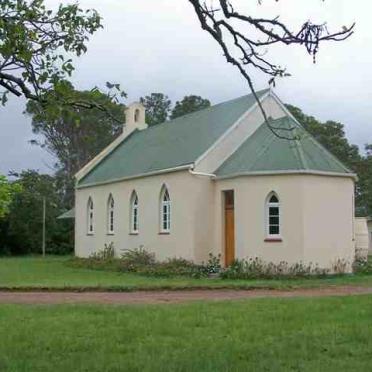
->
266 192 280 237
107 194 115 234
160 186 171 233
87 197 94 235
130 191 139 234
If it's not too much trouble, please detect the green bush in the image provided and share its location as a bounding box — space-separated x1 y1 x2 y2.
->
135 257 208 279
204 253 222 274
70 247 210 278
71 249 357 280
121 246 155 267
89 242 115 260
353 257 372 275
220 257 329 280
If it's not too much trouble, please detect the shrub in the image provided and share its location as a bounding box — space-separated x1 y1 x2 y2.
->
89 242 115 260
121 246 155 267
136 257 207 278
204 253 222 274
353 257 372 275
332 258 350 275
220 257 330 280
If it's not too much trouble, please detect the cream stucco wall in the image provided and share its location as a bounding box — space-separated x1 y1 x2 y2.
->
75 170 215 262
302 176 355 270
76 171 354 271
214 174 354 271
214 175 305 264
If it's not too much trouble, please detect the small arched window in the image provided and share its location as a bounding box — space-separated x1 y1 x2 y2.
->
160 186 171 233
87 197 94 235
107 194 115 234
134 108 140 123
266 193 280 237
130 191 139 234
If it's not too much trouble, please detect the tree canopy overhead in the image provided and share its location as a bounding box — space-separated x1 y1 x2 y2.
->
0 0 102 107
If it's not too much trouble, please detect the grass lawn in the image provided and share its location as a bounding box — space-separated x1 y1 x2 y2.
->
0 295 372 371
1 256 372 290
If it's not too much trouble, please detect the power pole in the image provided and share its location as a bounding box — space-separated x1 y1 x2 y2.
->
42 196 46 257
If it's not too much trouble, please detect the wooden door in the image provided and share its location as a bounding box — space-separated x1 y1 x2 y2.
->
224 190 235 267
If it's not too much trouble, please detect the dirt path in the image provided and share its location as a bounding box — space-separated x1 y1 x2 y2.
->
1 286 372 305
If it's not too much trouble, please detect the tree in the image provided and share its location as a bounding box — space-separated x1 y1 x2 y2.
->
140 93 171 126
171 95 211 119
4 170 72 255
0 175 20 219
356 144 372 216
26 82 125 206
188 0 354 138
0 0 103 108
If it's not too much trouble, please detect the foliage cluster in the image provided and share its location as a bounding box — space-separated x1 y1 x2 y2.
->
140 93 211 126
71 246 357 280
220 257 331 280
0 0 101 105
353 257 372 275
70 247 221 279
0 170 73 255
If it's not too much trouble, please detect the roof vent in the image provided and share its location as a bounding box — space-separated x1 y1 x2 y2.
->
124 102 147 133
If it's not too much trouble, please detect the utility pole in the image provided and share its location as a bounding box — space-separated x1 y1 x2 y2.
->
42 196 46 257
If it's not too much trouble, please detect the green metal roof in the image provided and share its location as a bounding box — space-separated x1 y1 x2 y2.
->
216 116 353 177
78 89 269 187
57 208 75 219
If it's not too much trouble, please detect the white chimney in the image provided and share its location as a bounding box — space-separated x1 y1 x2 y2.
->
124 102 147 133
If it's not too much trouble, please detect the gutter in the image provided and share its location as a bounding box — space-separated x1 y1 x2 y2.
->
216 170 358 180
189 166 216 178
76 164 193 189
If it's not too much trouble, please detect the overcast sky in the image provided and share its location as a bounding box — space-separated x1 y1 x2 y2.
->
0 0 371 175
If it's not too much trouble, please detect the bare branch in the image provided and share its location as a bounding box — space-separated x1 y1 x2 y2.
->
189 0 354 139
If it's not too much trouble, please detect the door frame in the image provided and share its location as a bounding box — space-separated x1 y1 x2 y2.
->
223 190 235 267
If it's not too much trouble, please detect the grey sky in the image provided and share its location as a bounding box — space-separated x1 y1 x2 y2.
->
0 0 371 175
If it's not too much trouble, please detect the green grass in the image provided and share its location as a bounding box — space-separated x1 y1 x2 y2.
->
1 296 372 371
1 256 372 290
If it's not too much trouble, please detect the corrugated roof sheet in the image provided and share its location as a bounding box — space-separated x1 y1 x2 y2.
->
78 89 269 186
216 116 352 176
57 208 75 219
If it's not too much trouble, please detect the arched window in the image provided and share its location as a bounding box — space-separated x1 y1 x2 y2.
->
130 191 139 234
87 197 94 235
160 186 171 233
266 192 280 237
134 108 140 123
107 194 115 234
